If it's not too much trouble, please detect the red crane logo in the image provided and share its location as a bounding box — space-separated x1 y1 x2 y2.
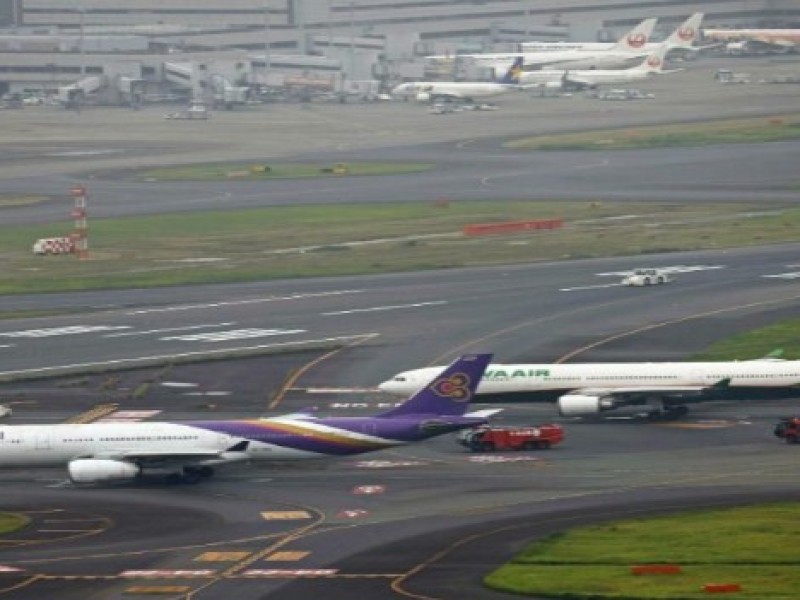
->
627 33 647 48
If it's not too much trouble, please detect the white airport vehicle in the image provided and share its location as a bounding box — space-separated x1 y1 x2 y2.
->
32 237 75 255
380 357 800 420
621 268 672 286
714 69 751 84
164 101 210 120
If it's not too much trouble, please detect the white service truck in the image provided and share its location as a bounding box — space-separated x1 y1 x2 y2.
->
621 268 672 286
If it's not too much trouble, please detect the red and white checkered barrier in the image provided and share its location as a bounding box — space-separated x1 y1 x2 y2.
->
33 238 75 255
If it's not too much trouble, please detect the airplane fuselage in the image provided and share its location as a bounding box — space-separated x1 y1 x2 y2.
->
391 81 517 100
380 361 800 400
0 416 467 469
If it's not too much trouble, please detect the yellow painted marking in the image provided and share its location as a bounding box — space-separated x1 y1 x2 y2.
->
194 551 251 562
264 551 310 561
260 511 312 520
124 586 191 595
268 334 377 410
65 403 119 424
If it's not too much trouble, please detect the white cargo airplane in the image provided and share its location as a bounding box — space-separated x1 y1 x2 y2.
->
521 13 705 59
518 43 680 90
462 18 658 73
391 57 524 102
379 354 800 419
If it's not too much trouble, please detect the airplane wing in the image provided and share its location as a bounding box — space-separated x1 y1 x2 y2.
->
736 38 796 53
561 74 594 89
94 441 250 464
578 385 709 399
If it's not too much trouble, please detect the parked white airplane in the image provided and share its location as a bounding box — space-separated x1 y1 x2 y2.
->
521 13 705 59
0 354 494 484
461 18 658 73
518 43 680 90
379 355 800 419
391 57 524 102
703 28 800 54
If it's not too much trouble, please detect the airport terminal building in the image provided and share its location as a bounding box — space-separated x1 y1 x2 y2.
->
0 0 796 100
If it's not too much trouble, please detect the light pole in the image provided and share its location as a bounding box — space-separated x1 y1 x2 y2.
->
263 0 271 78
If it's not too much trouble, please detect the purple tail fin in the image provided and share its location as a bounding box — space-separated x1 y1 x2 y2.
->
379 354 492 418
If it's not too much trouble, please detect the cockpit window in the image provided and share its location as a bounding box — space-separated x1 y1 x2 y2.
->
394 376 406 382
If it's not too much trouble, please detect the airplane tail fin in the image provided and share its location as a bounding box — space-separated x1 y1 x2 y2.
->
612 18 657 54
498 57 524 84
634 42 670 72
664 13 703 50
379 354 492 418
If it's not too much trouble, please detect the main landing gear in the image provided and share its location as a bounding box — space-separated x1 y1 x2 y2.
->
165 466 215 484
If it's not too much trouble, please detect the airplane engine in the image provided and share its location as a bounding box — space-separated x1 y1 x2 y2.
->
415 92 431 102
68 459 140 483
557 394 615 417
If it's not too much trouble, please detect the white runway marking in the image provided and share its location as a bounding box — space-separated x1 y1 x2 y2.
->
322 300 447 316
763 272 800 280
161 328 306 342
0 344 13 348
596 264 726 277
560 283 624 292
0 334 379 379
0 325 131 338
126 290 363 315
104 322 235 338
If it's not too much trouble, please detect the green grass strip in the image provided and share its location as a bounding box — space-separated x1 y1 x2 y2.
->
506 114 800 151
0 513 30 534
486 503 800 598
137 161 434 181
692 317 800 361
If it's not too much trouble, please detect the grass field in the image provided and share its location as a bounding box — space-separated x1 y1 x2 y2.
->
0 513 30 534
485 503 800 599
4 200 800 295
692 317 800 361
506 114 800 151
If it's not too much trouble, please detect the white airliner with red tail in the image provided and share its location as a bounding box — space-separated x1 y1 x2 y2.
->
518 42 680 90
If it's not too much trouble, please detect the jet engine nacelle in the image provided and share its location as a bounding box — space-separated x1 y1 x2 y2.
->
68 459 140 483
415 92 431 101
557 394 615 417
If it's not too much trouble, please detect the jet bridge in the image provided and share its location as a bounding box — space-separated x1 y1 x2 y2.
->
57 76 105 108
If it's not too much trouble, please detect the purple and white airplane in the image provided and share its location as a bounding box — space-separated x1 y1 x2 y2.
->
0 354 493 484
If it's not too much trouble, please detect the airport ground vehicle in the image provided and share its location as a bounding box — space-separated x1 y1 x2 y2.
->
621 268 672 286
773 417 800 443
32 237 75 255
458 424 564 451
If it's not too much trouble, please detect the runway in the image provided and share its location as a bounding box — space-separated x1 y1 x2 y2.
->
1 55 800 226
1 53 800 599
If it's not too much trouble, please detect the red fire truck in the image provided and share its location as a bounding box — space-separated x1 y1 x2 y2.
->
774 417 800 444
458 424 564 452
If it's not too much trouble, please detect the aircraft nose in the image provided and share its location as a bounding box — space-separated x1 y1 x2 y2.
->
378 380 397 393
390 84 406 96
378 378 410 395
